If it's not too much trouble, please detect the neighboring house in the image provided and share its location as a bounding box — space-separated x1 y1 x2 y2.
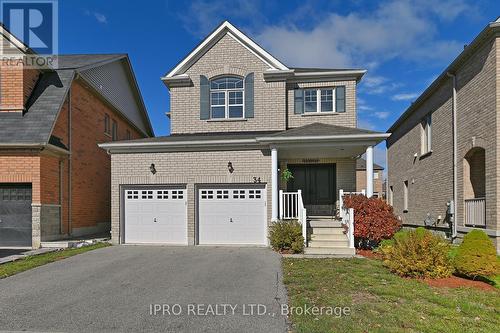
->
100 21 388 255
0 27 153 248
356 158 384 198
387 18 500 253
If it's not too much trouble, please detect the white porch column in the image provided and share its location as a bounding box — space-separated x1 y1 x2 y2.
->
271 146 279 221
366 145 374 197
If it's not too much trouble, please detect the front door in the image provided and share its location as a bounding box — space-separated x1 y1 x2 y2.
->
287 164 336 209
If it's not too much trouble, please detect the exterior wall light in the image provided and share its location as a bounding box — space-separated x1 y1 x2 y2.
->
227 162 234 173
150 163 157 175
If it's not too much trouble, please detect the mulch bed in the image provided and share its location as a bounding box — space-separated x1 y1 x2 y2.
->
356 249 497 291
423 276 497 291
356 249 382 259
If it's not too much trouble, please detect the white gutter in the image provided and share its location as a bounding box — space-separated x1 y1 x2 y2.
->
447 72 458 238
99 138 259 149
257 133 390 143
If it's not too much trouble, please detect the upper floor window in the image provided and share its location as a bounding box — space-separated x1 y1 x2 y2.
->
421 113 432 155
112 120 118 141
295 86 345 114
104 114 111 135
210 76 244 119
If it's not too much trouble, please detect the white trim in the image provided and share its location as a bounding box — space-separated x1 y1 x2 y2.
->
303 88 335 114
164 21 288 78
0 26 29 53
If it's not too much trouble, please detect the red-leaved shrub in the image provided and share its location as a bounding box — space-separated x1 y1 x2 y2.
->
343 194 401 249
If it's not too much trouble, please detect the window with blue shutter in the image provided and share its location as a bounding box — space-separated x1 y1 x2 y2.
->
200 75 210 120
294 89 304 114
244 72 254 118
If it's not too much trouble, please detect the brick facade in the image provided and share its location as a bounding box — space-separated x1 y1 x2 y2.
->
169 34 358 134
387 36 500 252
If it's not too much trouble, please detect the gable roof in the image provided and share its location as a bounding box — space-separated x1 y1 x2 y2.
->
265 122 380 138
163 21 288 78
0 54 154 146
356 158 384 171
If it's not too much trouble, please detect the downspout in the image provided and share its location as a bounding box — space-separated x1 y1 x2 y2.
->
59 160 63 234
68 87 73 236
447 72 458 239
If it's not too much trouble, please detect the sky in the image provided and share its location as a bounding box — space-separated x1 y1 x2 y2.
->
54 0 500 168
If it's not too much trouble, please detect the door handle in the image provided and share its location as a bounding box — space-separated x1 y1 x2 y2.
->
229 218 233 223
154 218 157 223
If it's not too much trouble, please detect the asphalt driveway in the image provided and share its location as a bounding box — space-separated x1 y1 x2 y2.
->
0 246 288 333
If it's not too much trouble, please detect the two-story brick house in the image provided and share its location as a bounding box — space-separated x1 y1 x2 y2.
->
387 18 500 253
0 26 153 248
100 21 388 255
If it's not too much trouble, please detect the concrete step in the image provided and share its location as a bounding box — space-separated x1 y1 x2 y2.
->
40 241 73 248
309 227 345 235
308 220 343 228
308 240 349 248
304 247 355 256
310 233 347 241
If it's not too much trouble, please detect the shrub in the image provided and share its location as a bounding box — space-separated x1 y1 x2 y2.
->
378 228 454 278
342 194 401 249
453 230 499 279
269 220 304 254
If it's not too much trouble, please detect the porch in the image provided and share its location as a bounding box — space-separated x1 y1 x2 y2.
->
258 123 389 256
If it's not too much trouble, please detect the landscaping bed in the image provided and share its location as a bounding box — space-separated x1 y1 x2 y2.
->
283 257 500 333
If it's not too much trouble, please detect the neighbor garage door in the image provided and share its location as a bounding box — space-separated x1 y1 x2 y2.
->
198 186 267 245
124 187 187 244
0 184 32 247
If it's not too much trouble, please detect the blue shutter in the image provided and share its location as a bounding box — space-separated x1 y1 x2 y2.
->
294 89 304 114
200 75 210 120
336 86 345 113
244 72 254 118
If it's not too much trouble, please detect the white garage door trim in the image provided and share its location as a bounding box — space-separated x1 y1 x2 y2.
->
123 186 188 245
197 185 267 246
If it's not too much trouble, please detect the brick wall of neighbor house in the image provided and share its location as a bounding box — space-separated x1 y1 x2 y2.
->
51 80 144 236
0 59 40 111
110 149 272 245
387 36 499 250
286 80 357 129
170 34 286 134
356 169 383 195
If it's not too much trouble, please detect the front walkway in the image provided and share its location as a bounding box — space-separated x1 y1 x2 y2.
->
0 246 288 333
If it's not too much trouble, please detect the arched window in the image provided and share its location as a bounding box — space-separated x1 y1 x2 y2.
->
210 76 244 119
464 147 486 199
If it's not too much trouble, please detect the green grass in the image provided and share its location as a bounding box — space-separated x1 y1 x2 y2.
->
0 243 110 279
283 258 500 333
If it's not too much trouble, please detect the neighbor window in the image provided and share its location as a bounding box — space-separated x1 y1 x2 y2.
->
421 113 432 154
373 172 379 179
304 88 336 113
112 120 118 141
210 76 244 119
403 180 409 212
104 114 110 135
126 129 131 140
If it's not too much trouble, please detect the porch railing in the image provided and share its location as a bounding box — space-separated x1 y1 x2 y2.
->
465 197 486 228
279 190 307 247
339 189 361 250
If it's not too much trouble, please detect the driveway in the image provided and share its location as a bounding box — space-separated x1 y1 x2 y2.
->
0 246 288 333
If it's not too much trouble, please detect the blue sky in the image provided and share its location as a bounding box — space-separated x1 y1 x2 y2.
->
56 0 499 167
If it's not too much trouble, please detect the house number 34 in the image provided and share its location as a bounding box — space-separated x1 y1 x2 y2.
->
253 177 261 183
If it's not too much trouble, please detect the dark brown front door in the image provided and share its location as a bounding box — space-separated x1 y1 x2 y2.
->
286 164 336 205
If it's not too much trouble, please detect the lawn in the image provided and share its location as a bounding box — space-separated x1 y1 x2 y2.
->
0 243 110 279
283 257 500 333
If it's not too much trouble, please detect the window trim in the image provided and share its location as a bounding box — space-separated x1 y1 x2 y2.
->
403 180 409 212
421 113 432 155
303 88 336 113
209 76 245 119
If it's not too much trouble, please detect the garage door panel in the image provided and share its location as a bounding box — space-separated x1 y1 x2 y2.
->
198 186 266 245
0 184 32 247
124 188 187 244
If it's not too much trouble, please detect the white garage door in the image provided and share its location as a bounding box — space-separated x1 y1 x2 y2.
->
198 186 267 245
124 188 187 244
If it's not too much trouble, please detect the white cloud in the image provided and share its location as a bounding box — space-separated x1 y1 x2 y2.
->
374 111 390 119
85 10 107 24
392 92 419 101
358 119 377 131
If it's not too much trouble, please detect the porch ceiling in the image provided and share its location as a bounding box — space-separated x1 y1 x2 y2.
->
276 141 368 159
